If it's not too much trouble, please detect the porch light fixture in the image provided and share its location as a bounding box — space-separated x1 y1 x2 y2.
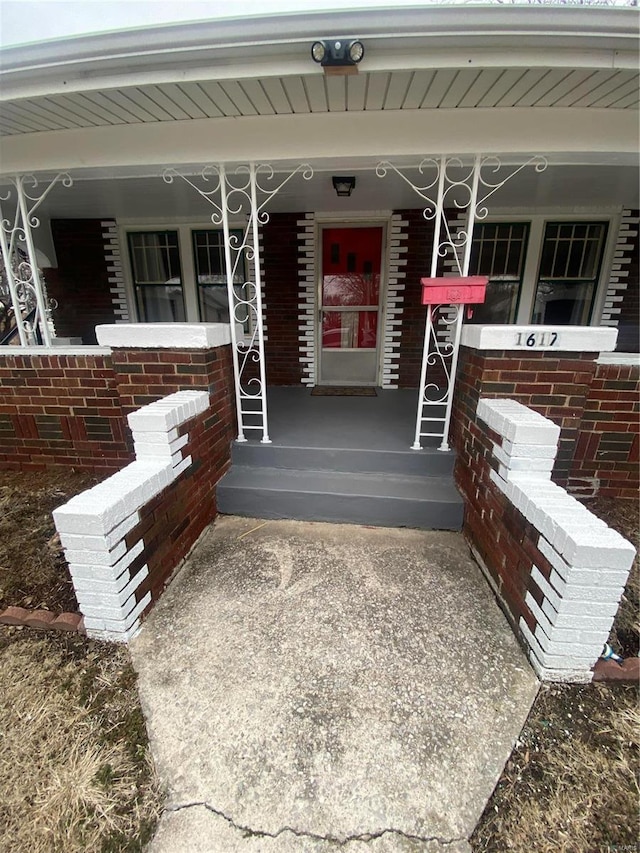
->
311 39 365 68
332 176 356 197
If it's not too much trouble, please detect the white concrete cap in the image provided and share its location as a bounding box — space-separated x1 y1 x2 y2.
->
96 323 231 349
462 324 618 352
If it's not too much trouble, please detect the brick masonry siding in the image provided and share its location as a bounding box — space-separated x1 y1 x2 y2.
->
45 219 123 344
262 212 305 385
0 351 130 473
459 398 636 682
568 361 640 499
451 347 600 486
109 346 234 415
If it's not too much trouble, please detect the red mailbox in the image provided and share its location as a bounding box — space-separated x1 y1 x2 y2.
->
421 275 488 306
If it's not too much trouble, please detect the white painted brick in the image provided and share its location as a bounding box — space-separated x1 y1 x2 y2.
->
537 536 630 584
63 539 127 566
554 527 636 571
75 569 147 609
58 510 140 552
68 539 145 582
71 564 148 596
500 440 557 459
538 594 618 625
173 456 193 476
83 591 151 634
519 619 596 673
526 593 612 644
548 568 624 604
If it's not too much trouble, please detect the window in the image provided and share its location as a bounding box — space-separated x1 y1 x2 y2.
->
192 229 247 326
532 222 608 325
468 223 529 324
127 231 185 322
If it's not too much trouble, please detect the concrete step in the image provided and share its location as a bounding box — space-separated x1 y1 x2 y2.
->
231 441 455 477
217 466 463 530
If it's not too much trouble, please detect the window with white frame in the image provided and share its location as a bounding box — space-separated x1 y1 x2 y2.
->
192 229 247 326
532 221 608 326
126 225 249 328
465 216 612 327
127 231 186 322
468 223 529 324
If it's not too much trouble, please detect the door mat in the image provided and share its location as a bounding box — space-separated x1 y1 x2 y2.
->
311 386 377 397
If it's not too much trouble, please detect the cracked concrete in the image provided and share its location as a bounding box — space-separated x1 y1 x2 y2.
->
131 516 538 852
151 802 472 851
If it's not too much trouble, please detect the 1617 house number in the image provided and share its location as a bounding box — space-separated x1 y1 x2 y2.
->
514 331 559 348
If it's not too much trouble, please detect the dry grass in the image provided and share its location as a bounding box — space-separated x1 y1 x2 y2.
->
471 683 640 853
0 627 163 853
0 469 105 613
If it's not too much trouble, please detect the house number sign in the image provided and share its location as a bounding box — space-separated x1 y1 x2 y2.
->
514 330 559 348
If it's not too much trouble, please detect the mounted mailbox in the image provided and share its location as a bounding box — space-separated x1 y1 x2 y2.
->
421 276 488 305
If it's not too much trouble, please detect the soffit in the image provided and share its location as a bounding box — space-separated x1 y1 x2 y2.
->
1 66 638 137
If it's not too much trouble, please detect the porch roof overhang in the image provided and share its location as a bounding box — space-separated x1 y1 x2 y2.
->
0 6 638 180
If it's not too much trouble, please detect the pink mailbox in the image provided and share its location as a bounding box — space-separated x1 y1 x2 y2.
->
421 276 488 305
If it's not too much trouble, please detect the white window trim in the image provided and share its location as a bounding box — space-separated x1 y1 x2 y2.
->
119 219 247 326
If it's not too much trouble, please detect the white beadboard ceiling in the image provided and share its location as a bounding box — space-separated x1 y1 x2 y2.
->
1 67 638 137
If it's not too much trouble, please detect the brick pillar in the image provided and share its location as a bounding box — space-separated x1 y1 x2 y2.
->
451 325 619 487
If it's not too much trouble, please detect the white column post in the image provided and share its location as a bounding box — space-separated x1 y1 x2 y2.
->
0 198 29 346
15 176 52 346
248 163 271 444
219 164 247 443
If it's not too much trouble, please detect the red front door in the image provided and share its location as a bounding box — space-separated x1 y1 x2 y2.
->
319 226 383 384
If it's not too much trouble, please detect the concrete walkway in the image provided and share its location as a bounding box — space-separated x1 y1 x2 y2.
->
131 516 538 852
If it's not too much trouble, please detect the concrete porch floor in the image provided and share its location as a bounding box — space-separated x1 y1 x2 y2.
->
131 515 538 852
246 387 439 451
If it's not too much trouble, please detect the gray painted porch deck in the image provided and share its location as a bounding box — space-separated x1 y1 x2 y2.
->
217 388 463 530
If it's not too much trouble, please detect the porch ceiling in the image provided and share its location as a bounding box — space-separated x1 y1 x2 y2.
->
1 65 638 138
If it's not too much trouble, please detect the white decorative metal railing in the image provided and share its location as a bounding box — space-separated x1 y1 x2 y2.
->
377 155 547 451
0 173 72 346
163 163 313 443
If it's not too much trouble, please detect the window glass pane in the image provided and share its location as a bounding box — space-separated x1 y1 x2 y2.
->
127 231 184 322
532 281 595 325
468 282 519 324
193 229 249 329
538 222 606 279
533 221 607 325
128 231 181 285
136 285 186 322
322 310 378 349
468 223 528 324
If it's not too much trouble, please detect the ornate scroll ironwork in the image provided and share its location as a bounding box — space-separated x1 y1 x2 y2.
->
0 173 72 346
163 162 313 443
377 154 547 450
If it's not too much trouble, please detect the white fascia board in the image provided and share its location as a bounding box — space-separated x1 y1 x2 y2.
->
0 108 637 177
1 47 636 101
0 7 637 99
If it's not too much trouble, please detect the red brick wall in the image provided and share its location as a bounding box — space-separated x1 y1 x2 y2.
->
111 353 235 615
0 345 237 473
453 413 542 636
109 347 234 415
396 211 434 388
45 220 119 345
568 362 640 499
262 212 305 385
451 347 599 486
0 352 130 473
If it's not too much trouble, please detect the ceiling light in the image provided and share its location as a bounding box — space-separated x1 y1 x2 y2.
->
332 176 356 197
